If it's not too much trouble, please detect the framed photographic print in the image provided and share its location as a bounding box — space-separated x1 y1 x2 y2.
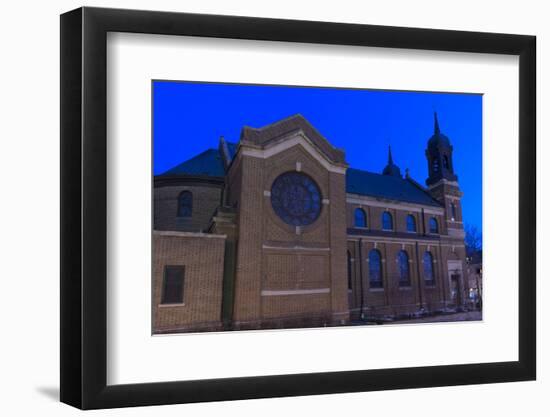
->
60 6 536 409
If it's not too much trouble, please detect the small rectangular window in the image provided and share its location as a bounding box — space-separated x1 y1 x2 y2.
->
161 266 185 304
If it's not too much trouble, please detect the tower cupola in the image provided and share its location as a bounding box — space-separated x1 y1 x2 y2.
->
382 145 402 177
425 112 458 186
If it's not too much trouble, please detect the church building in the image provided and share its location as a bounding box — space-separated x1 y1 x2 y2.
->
153 113 467 333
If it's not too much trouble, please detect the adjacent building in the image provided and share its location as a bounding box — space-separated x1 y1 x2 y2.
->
153 113 468 333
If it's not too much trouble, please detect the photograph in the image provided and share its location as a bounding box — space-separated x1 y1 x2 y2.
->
52 3 538 411
152 81 483 334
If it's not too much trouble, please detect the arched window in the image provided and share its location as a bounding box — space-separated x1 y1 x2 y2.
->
443 155 450 169
406 214 417 232
429 217 439 234
368 249 383 288
382 211 393 231
397 250 411 286
177 191 193 217
432 158 440 173
423 251 435 286
450 203 457 221
354 208 367 228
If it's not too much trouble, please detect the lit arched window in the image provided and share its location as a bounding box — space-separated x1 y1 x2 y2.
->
450 203 457 221
443 155 450 169
397 250 410 286
354 208 367 228
423 251 435 286
368 249 383 288
382 211 393 230
177 191 193 217
406 214 416 232
429 217 439 234
432 158 440 173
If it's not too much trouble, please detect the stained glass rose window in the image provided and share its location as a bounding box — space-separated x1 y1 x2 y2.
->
270 172 322 226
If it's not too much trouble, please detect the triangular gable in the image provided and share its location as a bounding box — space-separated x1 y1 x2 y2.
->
239 114 346 165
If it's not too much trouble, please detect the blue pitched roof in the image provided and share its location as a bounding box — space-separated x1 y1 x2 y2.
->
226 141 238 160
161 149 225 177
346 168 441 207
160 145 441 207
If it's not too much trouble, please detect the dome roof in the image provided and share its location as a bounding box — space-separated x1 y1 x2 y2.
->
428 131 451 149
382 146 402 177
382 163 402 177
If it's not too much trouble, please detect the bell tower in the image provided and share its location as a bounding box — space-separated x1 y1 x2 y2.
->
425 112 467 309
426 112 458 186
425 112 464 230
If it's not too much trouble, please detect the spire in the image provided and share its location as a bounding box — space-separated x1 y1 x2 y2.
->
426 112 458 186
382 144 402 177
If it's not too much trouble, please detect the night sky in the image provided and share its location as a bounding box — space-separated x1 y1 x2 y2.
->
153 81 482 231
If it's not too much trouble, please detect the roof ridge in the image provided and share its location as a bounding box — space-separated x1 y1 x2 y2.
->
348 166 402 178
160 147 224 177
346 167 442 207
242 113 305 132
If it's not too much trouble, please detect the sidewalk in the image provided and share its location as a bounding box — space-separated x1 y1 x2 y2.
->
390 310 482 324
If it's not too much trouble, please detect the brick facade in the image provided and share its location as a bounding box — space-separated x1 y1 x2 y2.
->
152 114 470 333
154 180 223 233
152 231 226 333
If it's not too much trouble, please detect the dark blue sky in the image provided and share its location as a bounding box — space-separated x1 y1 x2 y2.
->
153 81 482 230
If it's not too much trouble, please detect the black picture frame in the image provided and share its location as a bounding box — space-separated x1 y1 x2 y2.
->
60 6 536 410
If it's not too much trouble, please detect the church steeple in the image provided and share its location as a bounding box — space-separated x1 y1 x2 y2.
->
382 145 402 177
425 112 457 186
434 111 441 135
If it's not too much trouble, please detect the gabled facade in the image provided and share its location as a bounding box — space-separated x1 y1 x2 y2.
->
152 114 468 333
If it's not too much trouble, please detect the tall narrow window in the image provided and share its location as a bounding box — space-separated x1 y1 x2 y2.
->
368 249 383 288
397 250 410 287
382 211 393 231
347 251 353 290
406 214 417 232
429 217 439 234
177 191 192 217
443 155 450 169
432 158 440 173
423 252 435 286
450 203 457 221
161 266 185 304
354 208 367 228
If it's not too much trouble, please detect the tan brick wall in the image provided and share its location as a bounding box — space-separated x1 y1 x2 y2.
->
154 183 223 233
230 143 349 327
226 157 243 210
328 170 350 323
261 293 331 319
347 202 427 235
152 134 468 330
231 155 265 323
152 231 226 333
427 181 466 235
421 212 446 236
347 237 453 318
263 253 329 290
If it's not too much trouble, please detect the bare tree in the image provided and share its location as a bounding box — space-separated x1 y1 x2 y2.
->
464 223 482 258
